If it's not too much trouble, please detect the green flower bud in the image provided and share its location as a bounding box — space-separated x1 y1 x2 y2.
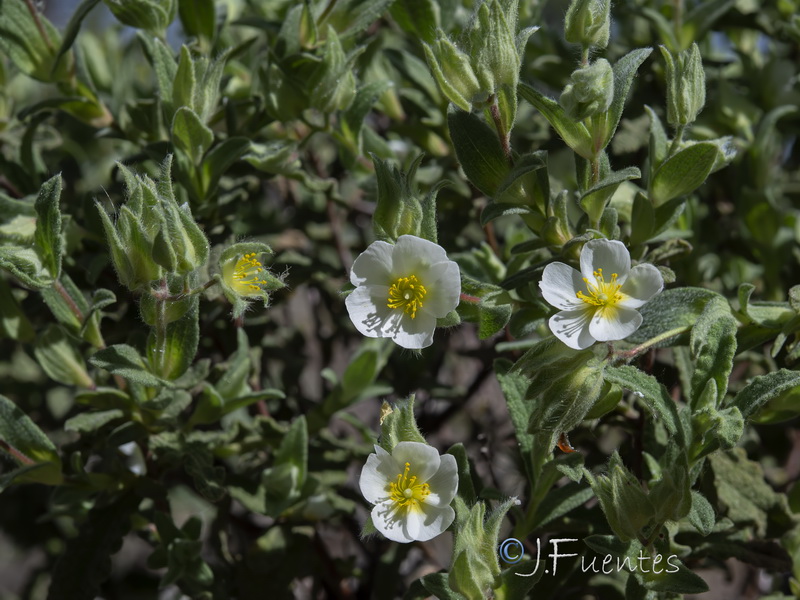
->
585 452 655 542
96 156 208 291
103 0 177 33
560 58 614 121
469 0 520 94
372 155 428 242
423 31 484 112
661 43 706 128
564 0 611 49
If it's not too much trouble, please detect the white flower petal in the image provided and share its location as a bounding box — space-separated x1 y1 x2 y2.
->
404 504 455 542
359 448 400 505
423 454 458 508
391 442 441 483
539 262 586 310
371 501 413 543
345 285 400 339
350 240 394 286
420 261 461 318
618 264 664 309
589 306 643 342
392 311 437 349
580 239 631 283
549 308 596 350
392 235 449 275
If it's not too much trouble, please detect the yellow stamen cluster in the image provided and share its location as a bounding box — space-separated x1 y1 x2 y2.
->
388 462 431 509
233 253 268 291
387 275 427 319
576 268 623 307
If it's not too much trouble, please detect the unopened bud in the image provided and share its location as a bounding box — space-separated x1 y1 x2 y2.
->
469 0 519 93
661 43 706 128
564 0 611 49
423 32 484 112
560 58 614 121
103 0 177 32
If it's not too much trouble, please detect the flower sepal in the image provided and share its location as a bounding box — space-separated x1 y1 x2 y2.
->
378 396 426 454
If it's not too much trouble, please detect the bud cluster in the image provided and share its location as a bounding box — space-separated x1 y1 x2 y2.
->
96 156 209 291
423 0 534 113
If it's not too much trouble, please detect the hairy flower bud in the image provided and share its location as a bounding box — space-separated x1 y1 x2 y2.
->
564 0 611 49
560 58 614 121
103 0 177 32
423 0 530 115
469 0 519 93
423 32 484 112
661 43 706 128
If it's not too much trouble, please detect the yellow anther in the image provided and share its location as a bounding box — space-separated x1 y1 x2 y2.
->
388 461 431 509
576 269 623 308
387 275 427 319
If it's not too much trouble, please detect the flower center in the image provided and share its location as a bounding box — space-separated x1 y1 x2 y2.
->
388 462 430 509
387 275 427 319
576 268 623 308
233 253 268 291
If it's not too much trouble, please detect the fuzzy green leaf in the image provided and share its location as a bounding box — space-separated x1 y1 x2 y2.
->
447 107 510 197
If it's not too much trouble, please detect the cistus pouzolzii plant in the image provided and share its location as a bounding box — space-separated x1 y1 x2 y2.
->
0 0 799 598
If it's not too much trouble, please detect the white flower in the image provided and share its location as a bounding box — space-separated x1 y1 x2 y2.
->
539 239 664 350
345 235 460 349
359 441 458 543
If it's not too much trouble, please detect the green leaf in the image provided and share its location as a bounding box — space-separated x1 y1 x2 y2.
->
729 369 800 420
650 142 718 206
33 325 94 388
137 33 177 110
600 48 653 150
0 393 62 484
47 492 139 600
420 573 466 600
90 344 168 388
709 448 796 537
447 443 477 505
308 338 393 435
447 106 510 197
146 299 199 380
459 274 513 339
34 174 63 279
172 107 214 165
494 358 534 459
178 0 215 40
200 136 250 197
689 295 737 409
603 365 684 445
0 0 69 82
0 245 52 288
518 82 593 159
643 560 709 594
390 0 439 44
625 287 721 345
629 192 655 245
263 416 308 516
52 0 100 74
688 490 715 536
0 277 34 341
531 482 593 529
65 409 125 433
323 0 396 38
579 166 641 224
